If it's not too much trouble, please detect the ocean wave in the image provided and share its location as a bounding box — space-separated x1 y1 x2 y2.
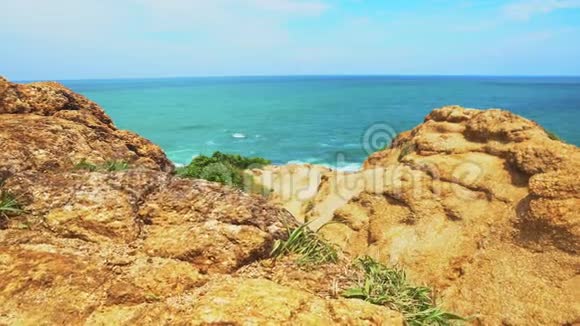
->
335 163 362 172
232 133 246 139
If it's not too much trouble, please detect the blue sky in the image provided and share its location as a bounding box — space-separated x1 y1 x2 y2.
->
1 0 580 80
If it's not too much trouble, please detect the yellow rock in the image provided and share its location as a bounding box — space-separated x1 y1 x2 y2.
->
252 105 580 324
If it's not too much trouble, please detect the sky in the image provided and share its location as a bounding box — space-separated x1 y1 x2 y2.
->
1 0 580 80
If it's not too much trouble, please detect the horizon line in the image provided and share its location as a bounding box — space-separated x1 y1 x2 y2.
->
13 73 580 83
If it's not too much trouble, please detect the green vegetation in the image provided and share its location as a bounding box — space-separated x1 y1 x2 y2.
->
73 159 98 171
543 128 562 141
398 141 417 160
343 257 465 325
271 223 339 265
145 293 162 302
176 151 271 190
304 200 315 213
74 159 130 172
103 160 130 171
265 217 464 323
0 190 23 220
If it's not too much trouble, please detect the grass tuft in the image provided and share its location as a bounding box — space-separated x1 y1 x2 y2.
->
103 160 130 171
74 159 130 172
398 141 417 160
343 257 464 325
543 128 562 142
271 223 339 265
74 159 98 171
176 151 270 190
0 190 23 220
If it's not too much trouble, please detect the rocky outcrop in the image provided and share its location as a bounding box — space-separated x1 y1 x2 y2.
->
253 106 580 325
85 276 402 325
0 77 402 325
0 77 172 174
1 228 401 325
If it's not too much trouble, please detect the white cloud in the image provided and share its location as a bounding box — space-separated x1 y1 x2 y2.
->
249 0 329 15
503 0 580 21
134 0 328 21
0 0 122 37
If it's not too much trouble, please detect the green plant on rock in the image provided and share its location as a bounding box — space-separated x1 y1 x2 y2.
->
103 160 130 171
304 200 315 213
398 141 416 161
176 151 271 190
343 257 465 325
0 190 23 220
73 159 98 171
73 159 130 172
271 223 339 265
543 128 562 141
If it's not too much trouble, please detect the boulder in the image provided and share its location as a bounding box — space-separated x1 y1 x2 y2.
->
0 77 172 173
85 277 403 325
253 105 580 325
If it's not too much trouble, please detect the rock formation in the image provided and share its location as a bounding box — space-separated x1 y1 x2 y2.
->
0 77 402 325
253 106 580 325
0 76 172 174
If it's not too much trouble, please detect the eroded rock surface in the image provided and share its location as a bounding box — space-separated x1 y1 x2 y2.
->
0 77 172 173
253 106 580 325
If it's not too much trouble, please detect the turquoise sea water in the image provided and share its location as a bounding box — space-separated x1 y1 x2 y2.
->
62 76 580 170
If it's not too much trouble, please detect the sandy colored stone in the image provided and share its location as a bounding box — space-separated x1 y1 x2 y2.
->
248 163 331 221
4 169 170 243
0 77 172 173
253 105 580 324
4 168 294 273
0 229 401 326
139 177 295 274
184 277 403 325
0 230 206 324
85 277 403 325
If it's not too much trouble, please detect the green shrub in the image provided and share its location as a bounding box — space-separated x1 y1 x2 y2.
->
271 223 339 265
343 257 464 325
176 151 270 189
0 191 23 219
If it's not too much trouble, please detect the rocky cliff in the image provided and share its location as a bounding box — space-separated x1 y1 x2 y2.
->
0 77 402 325
252 106 580 325
0 77 173 174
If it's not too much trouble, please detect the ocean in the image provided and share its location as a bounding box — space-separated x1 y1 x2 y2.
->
61 76 580 170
